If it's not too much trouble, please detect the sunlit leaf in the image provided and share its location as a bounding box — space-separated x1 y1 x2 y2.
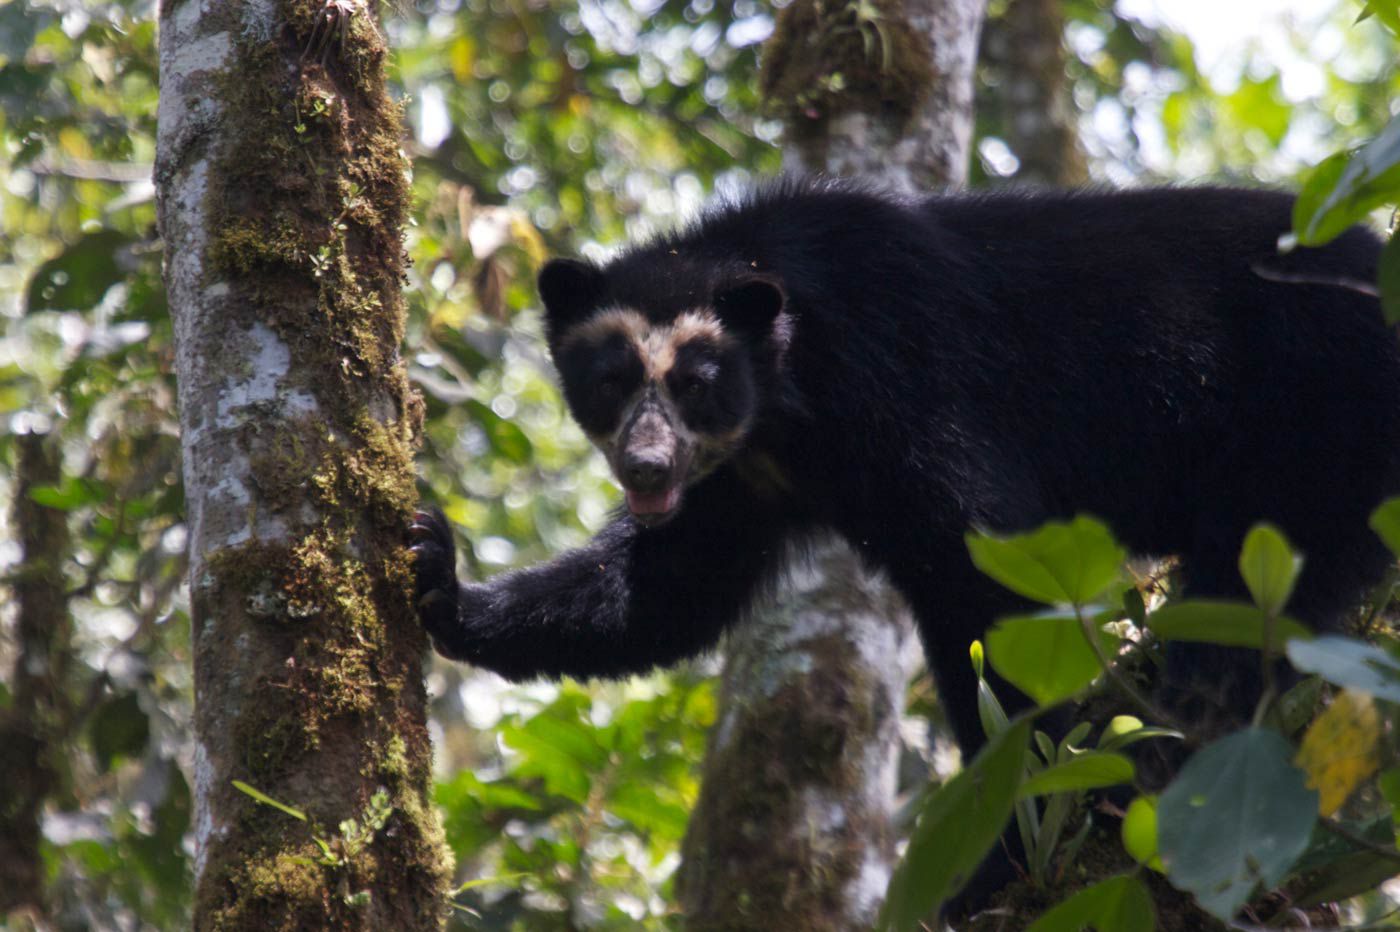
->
1122 796 1164 872
985 612 1119 707
232 780 307 822
1237 523 1300 616
966 515 1126 606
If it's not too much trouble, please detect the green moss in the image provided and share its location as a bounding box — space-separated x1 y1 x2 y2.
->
759 0 935 134
193 0 449 922
201 847 327 932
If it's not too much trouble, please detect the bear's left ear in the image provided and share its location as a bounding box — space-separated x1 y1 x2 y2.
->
539 258 605 338
713 276 785 338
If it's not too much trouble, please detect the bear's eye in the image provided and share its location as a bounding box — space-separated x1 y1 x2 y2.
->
682 377 706 399
596 375 621 398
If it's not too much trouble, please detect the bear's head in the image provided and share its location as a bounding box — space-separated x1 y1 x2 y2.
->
538 257 786 526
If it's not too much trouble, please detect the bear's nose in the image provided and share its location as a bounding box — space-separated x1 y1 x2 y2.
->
622 452 672 492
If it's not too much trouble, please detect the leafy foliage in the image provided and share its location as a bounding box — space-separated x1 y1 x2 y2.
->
8 0 1400 928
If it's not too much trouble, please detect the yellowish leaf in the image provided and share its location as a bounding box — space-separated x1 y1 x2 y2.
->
1296 689 1381 816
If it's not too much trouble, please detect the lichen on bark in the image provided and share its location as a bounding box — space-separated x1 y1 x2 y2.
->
155 0 448 927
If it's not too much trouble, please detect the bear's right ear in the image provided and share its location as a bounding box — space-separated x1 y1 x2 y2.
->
538 258 605 336
713 276 786 339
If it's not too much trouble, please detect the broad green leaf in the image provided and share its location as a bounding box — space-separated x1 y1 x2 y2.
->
1148 600 1311 649
1019 751 1134 798
1159 728 1318 921
232 780 307 821
1294 115 1400 246
985 613 1119 707
26 230 135 313
1370 497 1400 559
465 399 533 464
1286 634 1400 703
1238 524 1300 615
966 515 1126 606
607 782 690 841
1380 234 1400 326
1025 874 1155 932
878 720 1031 931
1295 689 1381 816
1380 768 1400 823
1292 849 1400 907
1122 796 1163 872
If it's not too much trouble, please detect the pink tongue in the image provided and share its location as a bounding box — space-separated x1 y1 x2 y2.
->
626 486 680 515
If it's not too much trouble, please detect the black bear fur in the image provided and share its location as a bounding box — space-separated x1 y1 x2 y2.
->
414 176 1398 767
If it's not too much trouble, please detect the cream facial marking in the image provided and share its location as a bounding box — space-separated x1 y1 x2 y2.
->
563 307 731 382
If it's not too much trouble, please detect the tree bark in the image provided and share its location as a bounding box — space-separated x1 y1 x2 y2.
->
155 1 450 928
0 432 72 923
978 0 1088 185
678 2 988 928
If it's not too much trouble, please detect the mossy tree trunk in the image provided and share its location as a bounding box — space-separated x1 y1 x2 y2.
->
155 1 451 928
979 0 1088 185
677 2 987 929
0 432 72 924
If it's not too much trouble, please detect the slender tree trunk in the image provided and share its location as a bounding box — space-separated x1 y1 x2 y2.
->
677 2 987 929
0 432 72 923
978 0 1088 185
155 1 450 928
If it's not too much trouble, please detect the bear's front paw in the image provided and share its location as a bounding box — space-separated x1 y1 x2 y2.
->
408 507 461 644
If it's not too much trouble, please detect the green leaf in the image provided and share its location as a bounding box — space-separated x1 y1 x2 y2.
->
1286 634 1400 703
1025 874 1155 932
1275 675 1325 737
1158 728 1318 920
1148 600 1311 649
26 230 136 313
966 515 1126 606
985 612 1119 707
28 477 104 511
88 692 150 774
1292 849 1400 907
1380 767 1400 822
879 720 1031 930
232 780 308 822
607 782 690 841
465 399 533 464
1294 115 1400 246
1019 751 1134 798
1238 524 1300 615
1097 715 1183 751
1370 497 1400 559
1379 234 1400 326
1122 796 1163 872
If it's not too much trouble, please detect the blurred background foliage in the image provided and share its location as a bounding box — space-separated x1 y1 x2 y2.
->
2 0 1400 927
